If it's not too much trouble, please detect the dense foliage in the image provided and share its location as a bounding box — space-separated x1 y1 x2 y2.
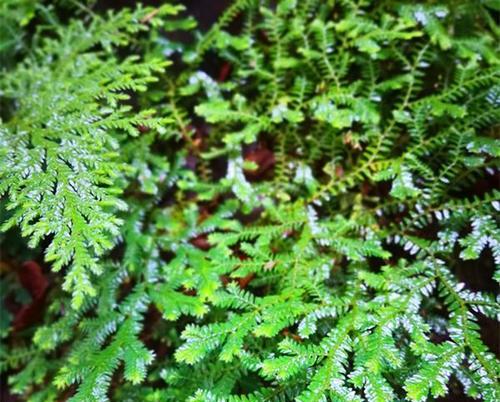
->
1 1 499 401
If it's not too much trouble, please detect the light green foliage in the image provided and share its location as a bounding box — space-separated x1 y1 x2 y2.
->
0 0 499 401
0 4 172 307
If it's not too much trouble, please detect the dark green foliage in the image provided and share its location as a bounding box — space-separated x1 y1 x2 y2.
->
0 1 499 401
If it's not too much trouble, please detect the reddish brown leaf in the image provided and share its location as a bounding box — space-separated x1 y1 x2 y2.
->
238 273 255 289
218 62 232 82
13 261 48 331
18 261 48 300
190 234 211 250
282 328 303 342
244 146 275 180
